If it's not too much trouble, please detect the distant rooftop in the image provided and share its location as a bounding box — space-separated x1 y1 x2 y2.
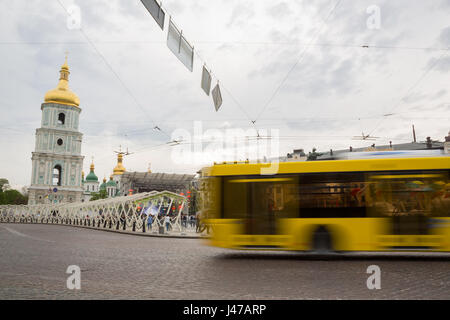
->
316 139 444 160
119 171 195 194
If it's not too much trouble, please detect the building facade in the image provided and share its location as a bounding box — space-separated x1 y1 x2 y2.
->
445 131 450 154
112 152 126 193
82 162 99 202
28 59 84 204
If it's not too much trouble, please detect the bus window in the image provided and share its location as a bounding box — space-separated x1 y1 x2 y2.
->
367 171 450 218
298 172 367 218
223 177 248 219
367 171 450 235
199 177 221 219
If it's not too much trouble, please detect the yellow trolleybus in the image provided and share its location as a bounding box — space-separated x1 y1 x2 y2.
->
199 153 450 252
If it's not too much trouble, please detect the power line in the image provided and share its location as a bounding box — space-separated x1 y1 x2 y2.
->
193 50 254 122
144 2 258 132
56 0 172 141
253 0 343 123
367 49 450 137
1 40 447 52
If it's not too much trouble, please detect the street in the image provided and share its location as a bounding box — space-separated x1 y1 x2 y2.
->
0 224 449 299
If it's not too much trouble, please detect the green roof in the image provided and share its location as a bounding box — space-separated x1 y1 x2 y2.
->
85 170 98 182
106 179 117 187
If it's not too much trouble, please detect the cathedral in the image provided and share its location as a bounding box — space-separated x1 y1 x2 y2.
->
28 58 126 205
28 58 84 204
81 153 125 202
29 58 194 204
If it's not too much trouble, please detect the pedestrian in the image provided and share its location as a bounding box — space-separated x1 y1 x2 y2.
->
147 214 153 230
165 215 171 232
196 210 201 233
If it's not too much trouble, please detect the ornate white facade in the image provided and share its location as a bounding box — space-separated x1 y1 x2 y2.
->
28 60 84 204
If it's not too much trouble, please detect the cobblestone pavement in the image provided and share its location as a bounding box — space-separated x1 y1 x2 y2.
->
0 224 449 300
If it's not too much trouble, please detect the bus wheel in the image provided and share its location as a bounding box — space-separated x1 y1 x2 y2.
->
311 226 333 253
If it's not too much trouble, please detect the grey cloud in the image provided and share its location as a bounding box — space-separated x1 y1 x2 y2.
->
409 102 450 113
401 89 447 104
266 2 291 19
401 92 428 104
283 53 358 98
284 117 350 133
438 26 450 47
427 55 450 72
2 0 450 186
167 2 186 14
433 89 447 99
227 3 255 27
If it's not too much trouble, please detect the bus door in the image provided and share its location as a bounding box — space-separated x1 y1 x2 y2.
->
368 172 448 250
246 181 277 235
224 176 298 237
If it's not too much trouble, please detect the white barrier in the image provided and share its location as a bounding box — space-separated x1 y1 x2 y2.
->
0 191 197 235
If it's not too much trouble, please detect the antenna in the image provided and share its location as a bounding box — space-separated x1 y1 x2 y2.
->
352 132 379 141
114 145 134 156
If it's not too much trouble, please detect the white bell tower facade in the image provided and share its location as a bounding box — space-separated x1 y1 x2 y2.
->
28 58 84 204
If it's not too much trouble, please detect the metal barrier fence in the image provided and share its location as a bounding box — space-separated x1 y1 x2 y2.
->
0 190 198 235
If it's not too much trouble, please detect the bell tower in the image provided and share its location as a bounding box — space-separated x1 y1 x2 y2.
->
28 57 84 204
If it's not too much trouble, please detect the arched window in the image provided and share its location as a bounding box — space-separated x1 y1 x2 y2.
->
58 113 65 125
53 165 62 186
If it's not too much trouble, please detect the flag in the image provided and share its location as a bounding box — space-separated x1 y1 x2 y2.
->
142 206 150 215
141 0 165 30
201 65 212 96
167 18 194 72
150 205 159 216
211 83 223 111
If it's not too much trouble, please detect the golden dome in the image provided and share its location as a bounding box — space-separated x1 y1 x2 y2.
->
113 153 126 175
44 58 80 107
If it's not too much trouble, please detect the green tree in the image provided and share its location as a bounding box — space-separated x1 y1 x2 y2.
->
0 178 10 191
90 189 108 201
0 189 27 205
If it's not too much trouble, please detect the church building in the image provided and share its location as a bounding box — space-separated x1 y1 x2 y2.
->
28 58 84 204
82 161 99 202
81 153 125 201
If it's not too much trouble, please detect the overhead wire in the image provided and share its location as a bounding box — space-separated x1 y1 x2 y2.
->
56 0 172 142
19 1 448 157
253 0 343 123
367 49 450 137
1 41 447 52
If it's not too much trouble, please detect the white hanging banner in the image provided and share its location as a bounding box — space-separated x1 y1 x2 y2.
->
141 0 165 30
211 83 223 111
167 18 194 72
201 65 212 96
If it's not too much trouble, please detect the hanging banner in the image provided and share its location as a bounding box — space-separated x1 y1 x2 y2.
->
201 65 212 96
141 0 165 30
167 18 194 72
211 83 223 111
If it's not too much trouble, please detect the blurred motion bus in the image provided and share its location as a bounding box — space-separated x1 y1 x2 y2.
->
199 153 450 252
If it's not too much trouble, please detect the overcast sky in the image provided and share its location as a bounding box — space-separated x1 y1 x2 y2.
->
0 0 449 188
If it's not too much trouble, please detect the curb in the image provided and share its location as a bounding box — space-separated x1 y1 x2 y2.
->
0 222 210 240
